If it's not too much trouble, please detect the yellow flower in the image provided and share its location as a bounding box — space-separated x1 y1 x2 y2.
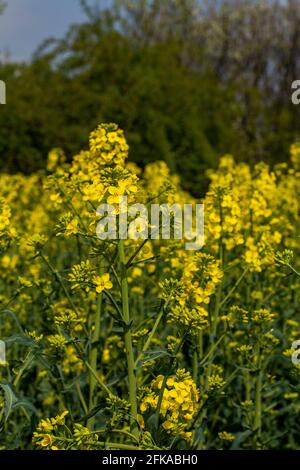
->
89 123 129 166
140 369 199 439
47 334 67 353
47 148 65 172
162 420 175 431
93 273 113 293
39 419 54 433
40 434 53 447
49 193 62 205
107 185 124 204
52 410 69 426
65 218 79 237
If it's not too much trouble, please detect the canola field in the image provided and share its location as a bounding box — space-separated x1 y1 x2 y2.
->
0 123 300 450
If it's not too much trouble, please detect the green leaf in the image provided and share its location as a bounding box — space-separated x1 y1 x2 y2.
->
231 429 252 449
0 383 18 422
12 399 38 416
4 334 35 347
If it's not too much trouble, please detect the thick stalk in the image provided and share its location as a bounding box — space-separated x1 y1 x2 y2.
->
88 292 103 429
244 370 251 402
118 240 138 437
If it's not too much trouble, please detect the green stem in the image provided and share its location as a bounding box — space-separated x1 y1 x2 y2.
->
126 239 149 268
61 435 139 450
193 349 198 382
88 428 139 444
88 292 103 429
13 351 34 388
97 442 139 450
219 268 248 308
287 263 300 278
76 382 89 415
209 200 224 342
103 289 123 319
254 369 263 436
118 240 138 437
199 332 203 359
155 333 186 428
83 359 112 397
198 332 203 386
40 253 78 314
244 370 251 402
134 300 168 368
72 341 114 398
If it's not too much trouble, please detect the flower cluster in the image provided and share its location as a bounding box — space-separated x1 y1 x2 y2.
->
0 125 300 450
140 370 199 441
33 411 69 449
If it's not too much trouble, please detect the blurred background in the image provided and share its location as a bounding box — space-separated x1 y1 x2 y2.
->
1 0 300 195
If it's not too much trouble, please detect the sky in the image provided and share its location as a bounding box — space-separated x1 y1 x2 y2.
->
0 0 109 62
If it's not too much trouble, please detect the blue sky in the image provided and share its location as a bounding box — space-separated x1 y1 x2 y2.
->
0 0 109 62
